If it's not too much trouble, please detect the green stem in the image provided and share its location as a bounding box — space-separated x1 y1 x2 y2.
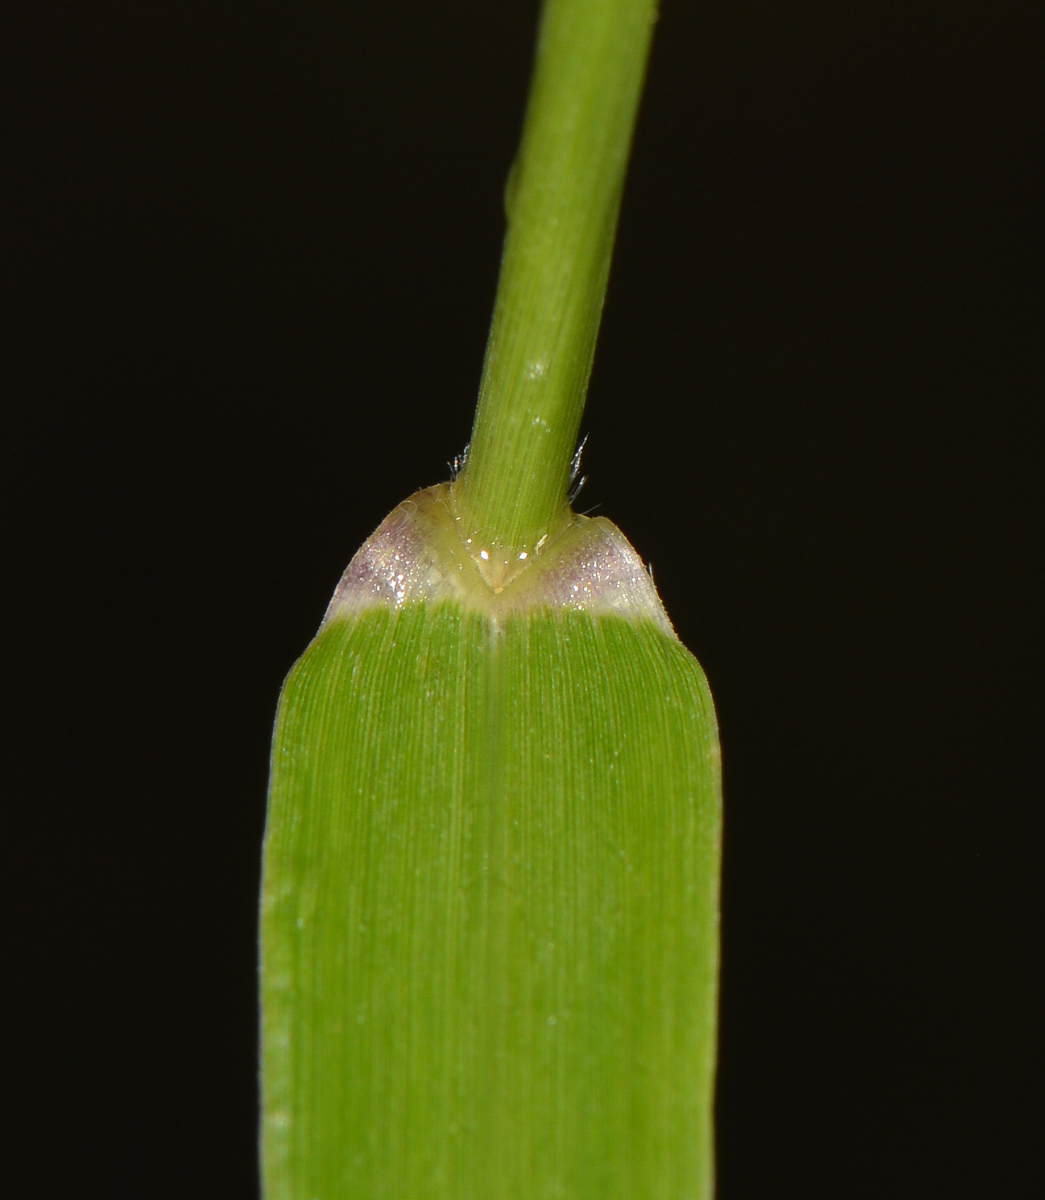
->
454 0 657 563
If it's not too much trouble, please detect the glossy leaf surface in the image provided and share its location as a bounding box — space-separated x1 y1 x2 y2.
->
262 602 720 1199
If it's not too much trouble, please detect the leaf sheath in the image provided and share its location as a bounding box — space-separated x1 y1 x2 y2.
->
262 605 720 1199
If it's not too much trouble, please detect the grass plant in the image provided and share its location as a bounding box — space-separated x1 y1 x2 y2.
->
261 1 722 1196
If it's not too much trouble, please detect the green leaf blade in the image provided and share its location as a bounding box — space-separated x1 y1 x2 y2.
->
262 604 721 1200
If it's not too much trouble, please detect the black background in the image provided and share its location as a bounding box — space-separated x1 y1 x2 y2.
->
3 1 1042 1196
